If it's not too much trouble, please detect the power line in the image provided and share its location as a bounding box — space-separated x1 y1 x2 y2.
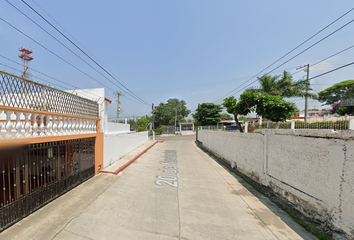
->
214 8 354 104
29 0 128 94
134 66 297 96
309 61 354 81
0 62 68 89
0 17 117 91
0 60 110 102
20 0 150 106
282 60 354 94
217 17 354 102
6 1 149 106
291 43 354 76
29 0 104 66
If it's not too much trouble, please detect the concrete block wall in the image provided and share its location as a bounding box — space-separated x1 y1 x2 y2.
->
103 131 149 167
106 122 130 134
198 129 354 239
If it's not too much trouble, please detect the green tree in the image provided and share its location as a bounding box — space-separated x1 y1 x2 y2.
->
220 113 233 120
318 80 354 104
193 103 222 125
222 96 252 132
154 98 190 127
223 92 297 132
317 80 354 115
249 92 297 122
137 117 150 131
247 70 316 98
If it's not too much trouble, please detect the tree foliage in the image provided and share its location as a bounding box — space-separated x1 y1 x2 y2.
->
137 117 150 131
318 80 354 116
220 113 233 120
247 70 316 98
223 92 297 131
154 98 190 126
318 80 354 104
250 92 297 122
193 103 222 125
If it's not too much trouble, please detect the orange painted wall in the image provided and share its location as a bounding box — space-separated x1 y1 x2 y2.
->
0 133 104 176
94 133 104 175
0 134 98 150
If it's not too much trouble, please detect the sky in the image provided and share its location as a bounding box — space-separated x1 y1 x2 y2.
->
1 0 354 121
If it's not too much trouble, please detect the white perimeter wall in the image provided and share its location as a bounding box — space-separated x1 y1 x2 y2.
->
198 129 354 239
106 122 130 134
103 131 149 167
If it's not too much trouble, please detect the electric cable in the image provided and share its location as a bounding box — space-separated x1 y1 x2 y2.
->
0 62 69 90
218 16 354 102
20 0 150 105
291 43 354 76
0 55 120 102
5 0 149 105
214 8 354 104
0 17 117 91
29 0 104 67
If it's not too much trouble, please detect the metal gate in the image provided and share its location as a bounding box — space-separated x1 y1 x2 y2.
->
162 126 175 134
0 138 95 232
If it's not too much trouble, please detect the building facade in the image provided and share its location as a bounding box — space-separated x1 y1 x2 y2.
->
0 70 103 231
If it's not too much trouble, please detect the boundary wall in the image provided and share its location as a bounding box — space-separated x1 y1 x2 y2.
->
198 129 354 240
103 131 149 167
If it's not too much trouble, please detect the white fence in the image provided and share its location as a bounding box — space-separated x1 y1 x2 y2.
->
0 108 98 139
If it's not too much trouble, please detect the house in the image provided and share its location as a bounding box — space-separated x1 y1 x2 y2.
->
292 110 331 121
0 70 148 231
71 88 149 168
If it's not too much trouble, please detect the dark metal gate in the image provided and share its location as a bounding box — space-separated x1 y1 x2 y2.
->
0 138 95 232
162 126 175 134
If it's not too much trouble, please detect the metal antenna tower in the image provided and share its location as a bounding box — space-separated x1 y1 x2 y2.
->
18 46 33 79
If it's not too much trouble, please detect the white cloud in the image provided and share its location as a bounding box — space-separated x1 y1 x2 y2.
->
310 57 337 74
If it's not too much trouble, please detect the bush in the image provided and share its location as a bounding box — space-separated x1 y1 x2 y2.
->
149 129 163 136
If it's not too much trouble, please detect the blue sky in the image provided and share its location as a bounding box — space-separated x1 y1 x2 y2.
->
1 0 354 121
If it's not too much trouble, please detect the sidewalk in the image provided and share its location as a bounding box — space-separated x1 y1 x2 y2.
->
0 136 317 240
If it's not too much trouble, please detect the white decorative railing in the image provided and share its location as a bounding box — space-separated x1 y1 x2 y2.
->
0 107 99 139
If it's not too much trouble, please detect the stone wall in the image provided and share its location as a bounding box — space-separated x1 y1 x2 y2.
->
198 129 354 239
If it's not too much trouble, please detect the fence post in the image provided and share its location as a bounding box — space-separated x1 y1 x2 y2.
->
349 119 354 130
244 121 248 133
291 121 295 130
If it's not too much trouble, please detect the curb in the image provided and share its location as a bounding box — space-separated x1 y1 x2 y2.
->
101 141 163 175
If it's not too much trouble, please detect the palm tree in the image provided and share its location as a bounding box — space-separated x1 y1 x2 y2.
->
246 70 316 98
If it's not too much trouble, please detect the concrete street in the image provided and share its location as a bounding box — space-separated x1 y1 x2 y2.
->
0 135 317 240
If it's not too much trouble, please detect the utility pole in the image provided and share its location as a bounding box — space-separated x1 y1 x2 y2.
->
305 64 310 123
296 64 310 123
114 92 122 123
152 103 155 130
196 103 200 141
174 109 177 134
133 115 135 131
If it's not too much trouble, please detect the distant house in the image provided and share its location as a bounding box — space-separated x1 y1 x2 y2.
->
292 110 331 121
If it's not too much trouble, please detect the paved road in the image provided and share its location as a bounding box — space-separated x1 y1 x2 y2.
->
0 135 317 240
